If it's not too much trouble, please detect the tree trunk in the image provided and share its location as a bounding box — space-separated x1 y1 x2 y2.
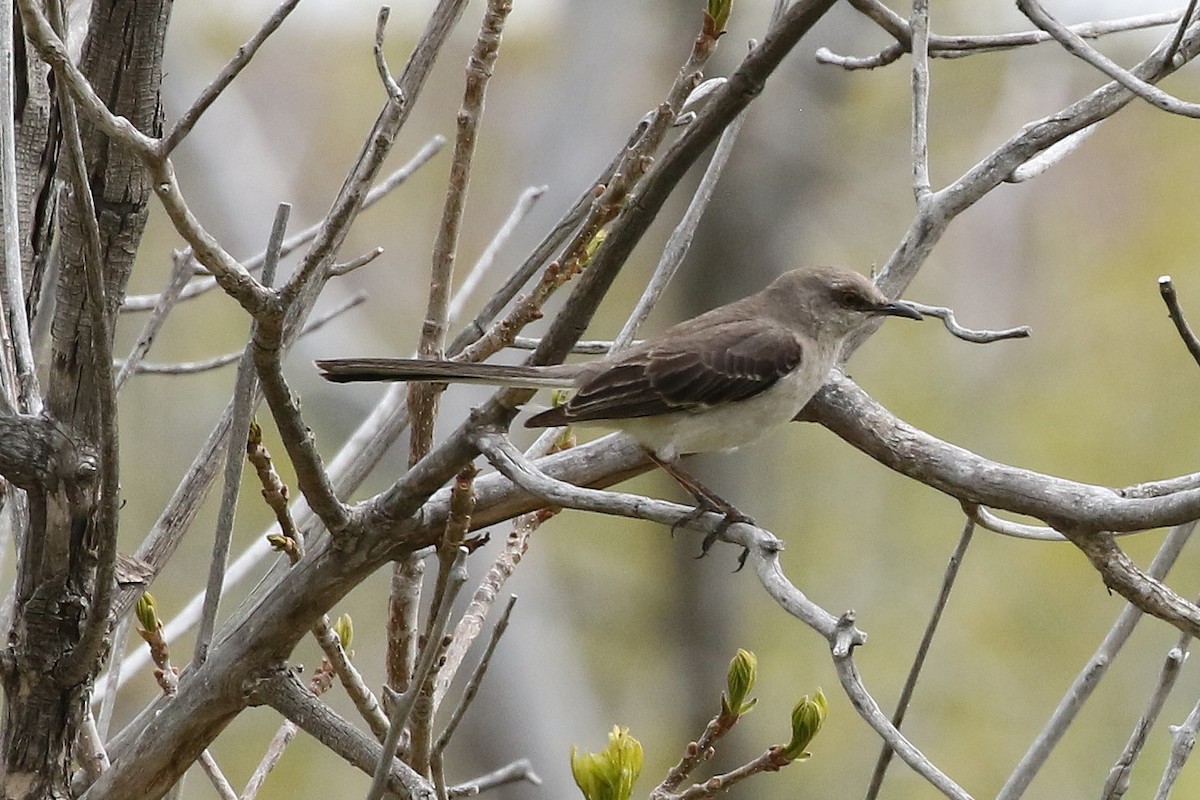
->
1 1 171 797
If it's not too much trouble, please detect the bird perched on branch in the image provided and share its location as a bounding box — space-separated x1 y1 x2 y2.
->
318 266 922 562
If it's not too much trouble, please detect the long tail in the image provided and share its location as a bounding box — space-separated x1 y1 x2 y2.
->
315 357 578 388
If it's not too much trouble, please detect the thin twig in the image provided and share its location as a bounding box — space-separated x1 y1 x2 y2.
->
818 6 1187 69
329 247 384 278
1165 0 1200 65
996 521 1197 800
410 0 513 456
906 302 1032 342
910 0 932 201
829 623 972 800
366 548 469 800
122 292 366 377
433 508 548 709
1018 0 1200 119
0 0 38 414
613 106 749 351
1102 633 1191 799
373 7 405 104
1154 696 1200 800
445 185 546 324
194 203 290 666
434 594 517 753
865 518 974 800
122 138 444 311
310 617 389 740
1158 276 1200 368
197 751 238 800
162 0 303 154
116 250 196 391
967 505 1064 541
447 759 541 797
509 336 627 354
95 611 134 739
239 719 298 800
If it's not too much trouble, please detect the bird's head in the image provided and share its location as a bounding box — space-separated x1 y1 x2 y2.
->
768 266 923 338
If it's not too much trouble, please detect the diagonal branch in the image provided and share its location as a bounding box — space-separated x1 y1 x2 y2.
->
162 0 303 153
1017 0 1200 118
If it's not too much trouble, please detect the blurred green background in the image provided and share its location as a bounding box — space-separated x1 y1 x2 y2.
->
92 0 1200 797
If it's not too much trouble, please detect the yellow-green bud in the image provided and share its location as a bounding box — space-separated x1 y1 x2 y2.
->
722 648 757 717
135 592 160 633
570 726 643 800
333 614 353 651
582 229 607 263
782 689 827 761
706 0 732 34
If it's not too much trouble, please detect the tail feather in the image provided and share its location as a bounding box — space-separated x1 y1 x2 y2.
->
315 357 576 389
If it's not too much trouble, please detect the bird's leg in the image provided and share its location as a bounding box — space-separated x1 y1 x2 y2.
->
644 451 754 569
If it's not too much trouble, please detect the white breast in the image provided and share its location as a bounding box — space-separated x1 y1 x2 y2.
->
601 342 837 460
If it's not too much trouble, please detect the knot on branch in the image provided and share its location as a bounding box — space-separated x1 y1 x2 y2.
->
0 414 98 493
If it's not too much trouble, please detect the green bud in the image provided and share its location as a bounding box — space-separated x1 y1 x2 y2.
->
334 614 353 651
570 726 643 800
705 0 732 36
582 229 607 263
722 648 758 717
135 592 160 633
782 689 827 761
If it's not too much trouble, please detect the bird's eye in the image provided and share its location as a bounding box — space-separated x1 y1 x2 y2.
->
834 288 869 309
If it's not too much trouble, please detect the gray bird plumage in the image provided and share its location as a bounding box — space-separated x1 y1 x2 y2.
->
317 266 921 460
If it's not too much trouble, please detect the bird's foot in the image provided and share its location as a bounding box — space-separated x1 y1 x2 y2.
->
670 499 755 571
698 508 756 572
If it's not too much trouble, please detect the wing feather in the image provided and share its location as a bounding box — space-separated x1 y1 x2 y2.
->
525 320 805 427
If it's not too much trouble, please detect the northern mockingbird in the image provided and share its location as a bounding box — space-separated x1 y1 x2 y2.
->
318 266 922 558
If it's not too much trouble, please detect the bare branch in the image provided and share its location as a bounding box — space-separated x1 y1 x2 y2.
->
907 302 1032 343
866 518 975 800
1103 633 1192 799
122 292 366 376
613 108 748 351
162 0 303 154
968 505 1064 542
367 548 468 800
1153 694 1200 799
122 138 444 312
808 375 1200 534
909 0 931 201
1018 0 1200 119
1158 275 1200 368
197 751 238 800
433 594 516 753
0 0 37 414
310 618 389 740
253 667 435 799
1009 123 1102 182
997 522 1196 800
116 250 195 391
196 204 290 665
373 7 405 104
819 5 1188 69
447 759 541 797
410 0 513 464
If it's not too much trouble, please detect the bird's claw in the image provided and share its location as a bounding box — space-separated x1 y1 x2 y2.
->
690 507 755 571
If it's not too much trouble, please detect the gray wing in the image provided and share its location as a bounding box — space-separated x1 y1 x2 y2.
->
525 319 804 427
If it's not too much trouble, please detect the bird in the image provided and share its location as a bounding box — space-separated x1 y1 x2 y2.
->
317 266 922 562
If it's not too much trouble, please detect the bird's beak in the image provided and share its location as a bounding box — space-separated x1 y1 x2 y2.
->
873 300 923 321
